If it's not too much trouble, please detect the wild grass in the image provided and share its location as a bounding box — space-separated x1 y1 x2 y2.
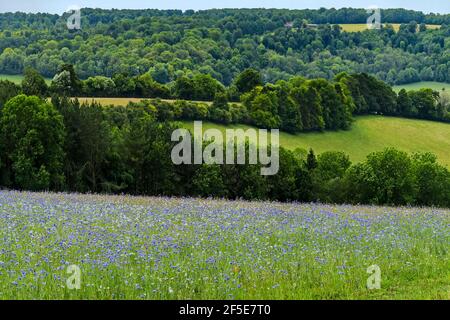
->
0 190 448 299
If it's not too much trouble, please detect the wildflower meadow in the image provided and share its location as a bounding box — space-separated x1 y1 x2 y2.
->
0 190 448 300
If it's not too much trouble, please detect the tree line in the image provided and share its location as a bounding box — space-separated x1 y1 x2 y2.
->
1 66 449 134
1 94 450 207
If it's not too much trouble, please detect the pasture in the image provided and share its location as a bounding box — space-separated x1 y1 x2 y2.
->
183 116 450 167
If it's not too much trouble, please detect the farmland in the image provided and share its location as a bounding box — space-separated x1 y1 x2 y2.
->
338 24 441 32
75 97 213 106
0 190 448 300
183 116 450 167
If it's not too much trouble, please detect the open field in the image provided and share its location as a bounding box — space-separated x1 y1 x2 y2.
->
393 81 450 92
338 24 441 32
75 97 213 106
0 190 448 299
0 74 52 85
183 116 450 167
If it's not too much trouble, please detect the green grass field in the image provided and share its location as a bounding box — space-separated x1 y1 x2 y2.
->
338 24 441 32
393 81 450 92
183 116 450 167
0 74 52 85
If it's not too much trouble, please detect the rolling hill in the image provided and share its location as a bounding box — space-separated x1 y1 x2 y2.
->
182 116 450 167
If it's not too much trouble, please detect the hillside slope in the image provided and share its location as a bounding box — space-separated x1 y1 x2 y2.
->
183 116 450 166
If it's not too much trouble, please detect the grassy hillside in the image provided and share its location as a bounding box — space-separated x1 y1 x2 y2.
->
393 81 450 92
182 116 450 167
0 74 52 85
339 24 441 32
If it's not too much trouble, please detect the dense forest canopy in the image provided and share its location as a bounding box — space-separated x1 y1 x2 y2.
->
0 8 449 85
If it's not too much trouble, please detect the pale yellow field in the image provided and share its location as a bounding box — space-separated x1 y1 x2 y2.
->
74 97 213 106
339 24 441 32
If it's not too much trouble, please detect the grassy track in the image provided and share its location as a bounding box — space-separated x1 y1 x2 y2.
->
182 116 450 167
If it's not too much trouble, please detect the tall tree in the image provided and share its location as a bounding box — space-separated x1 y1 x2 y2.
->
21 68 48 98
0 95 65 190
235 68 263 94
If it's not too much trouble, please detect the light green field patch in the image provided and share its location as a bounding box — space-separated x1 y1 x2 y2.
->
75 97 213 106
393 81 450 92
0 73 52 85
182 116 450 167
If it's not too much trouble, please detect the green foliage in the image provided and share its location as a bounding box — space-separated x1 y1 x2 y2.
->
1 95 450 207
235 68 263 94
0 80 21 108
306 148 318 170
408 89 441 119
340 73 397 115
135 73 170 99
344 148 416 205
312 151 351 202
411 153 450 206
0 48 24 74
242 86 281 129
209 92 232 124
175 74 225 101
54 97 130 193
21 68 48 98
1 8 449 87
112 73 136 97
293 84 325 131
0 95 65 190
83 76 116 97
267 148 299 201
50 64 82 95
192 164 227 197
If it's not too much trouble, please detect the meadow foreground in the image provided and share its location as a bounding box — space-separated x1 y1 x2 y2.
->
0 191 448 300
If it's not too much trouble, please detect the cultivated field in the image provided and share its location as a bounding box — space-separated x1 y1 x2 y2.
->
0 190 448 300
338 24 441 32
75 97 213 106
183 116 450 167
